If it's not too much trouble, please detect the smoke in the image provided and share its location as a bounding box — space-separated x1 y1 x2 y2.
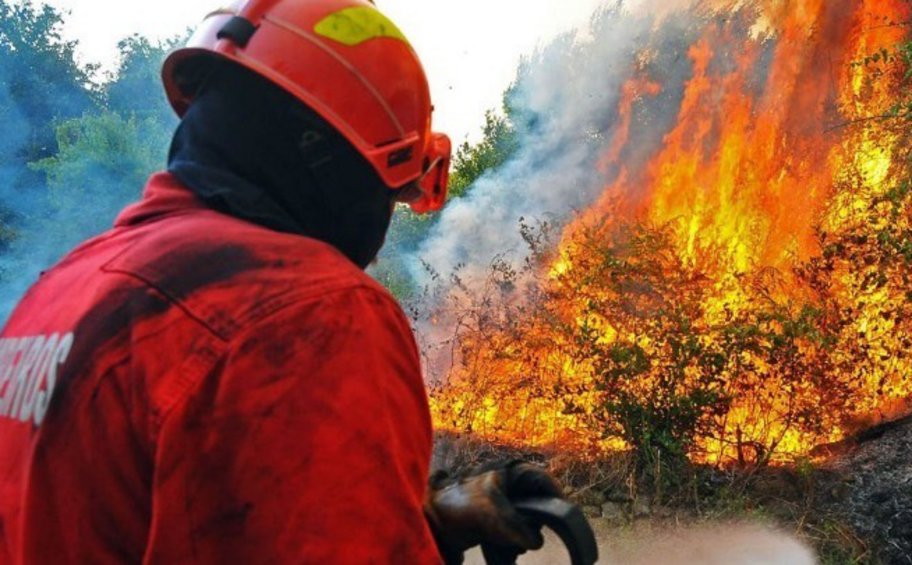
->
408 4 708 284
0 24 175 322
0 62 33 221
402 1 716 369
0 158 140 320
411 5 659 285
0 110 174 317
0 41 68 319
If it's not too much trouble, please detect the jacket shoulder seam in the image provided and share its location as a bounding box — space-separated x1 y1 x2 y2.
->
100 265 231 342
233 279 396 336
155 280 398 432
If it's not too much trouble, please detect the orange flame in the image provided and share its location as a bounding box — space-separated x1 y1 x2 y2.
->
430 0 912 465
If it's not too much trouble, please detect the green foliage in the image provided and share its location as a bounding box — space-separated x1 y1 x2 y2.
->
29 111 171 238
0 0 101 256
370 256 420 301
105 34 181 124
0 0 95 164
0 21 178 292
448 109 518 199
15 22 177 255
33 111 169 196
371 209 433 300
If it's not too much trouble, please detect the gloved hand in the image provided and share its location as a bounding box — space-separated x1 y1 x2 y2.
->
424 460 565 565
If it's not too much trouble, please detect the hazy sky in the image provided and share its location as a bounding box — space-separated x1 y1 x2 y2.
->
40 0 608 142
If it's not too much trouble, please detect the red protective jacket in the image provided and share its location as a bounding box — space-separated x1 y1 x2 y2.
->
0 173 440 564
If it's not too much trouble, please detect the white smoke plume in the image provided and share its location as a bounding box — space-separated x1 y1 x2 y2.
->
404 1 713 373
410 3 667 286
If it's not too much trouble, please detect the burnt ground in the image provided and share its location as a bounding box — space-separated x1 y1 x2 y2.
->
820 415 912 564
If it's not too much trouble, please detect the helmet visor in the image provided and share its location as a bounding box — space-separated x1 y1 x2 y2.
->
406 132 451 214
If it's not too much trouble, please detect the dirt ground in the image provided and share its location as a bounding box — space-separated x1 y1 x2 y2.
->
442 414 912 564
466 521 816 564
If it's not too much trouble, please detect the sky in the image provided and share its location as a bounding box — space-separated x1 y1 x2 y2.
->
40 0 609 143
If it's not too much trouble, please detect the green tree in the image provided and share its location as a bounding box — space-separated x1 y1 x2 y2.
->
105 34 181 125
30 111 171 237
448 109 518 199
0 0 97 255
26 30 177 245
0 0 95 166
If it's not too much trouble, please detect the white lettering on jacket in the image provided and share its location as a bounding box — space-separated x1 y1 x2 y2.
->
0 333 74 426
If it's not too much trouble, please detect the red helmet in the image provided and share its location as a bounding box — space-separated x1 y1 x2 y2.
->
162 0 451 213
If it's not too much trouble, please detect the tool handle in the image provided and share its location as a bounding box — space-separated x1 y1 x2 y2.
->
482 497 599 565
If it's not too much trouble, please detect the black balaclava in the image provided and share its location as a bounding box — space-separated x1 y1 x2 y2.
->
168 62 395 269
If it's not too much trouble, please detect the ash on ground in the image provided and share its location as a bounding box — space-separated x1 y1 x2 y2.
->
822 416 912 565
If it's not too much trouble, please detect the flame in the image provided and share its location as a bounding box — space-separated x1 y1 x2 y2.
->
430 0 912 465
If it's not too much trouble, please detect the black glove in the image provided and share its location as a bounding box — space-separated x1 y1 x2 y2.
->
424 460 565 565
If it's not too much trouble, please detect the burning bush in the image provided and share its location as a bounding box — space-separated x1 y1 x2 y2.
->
429 219 853 469
427 0 912 471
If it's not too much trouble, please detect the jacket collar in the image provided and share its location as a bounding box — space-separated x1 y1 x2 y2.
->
115 172 208 228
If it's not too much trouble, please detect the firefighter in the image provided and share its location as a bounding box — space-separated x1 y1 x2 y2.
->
0 0 564 563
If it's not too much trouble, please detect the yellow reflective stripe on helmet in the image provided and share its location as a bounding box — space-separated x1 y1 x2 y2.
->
314 6 410 47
